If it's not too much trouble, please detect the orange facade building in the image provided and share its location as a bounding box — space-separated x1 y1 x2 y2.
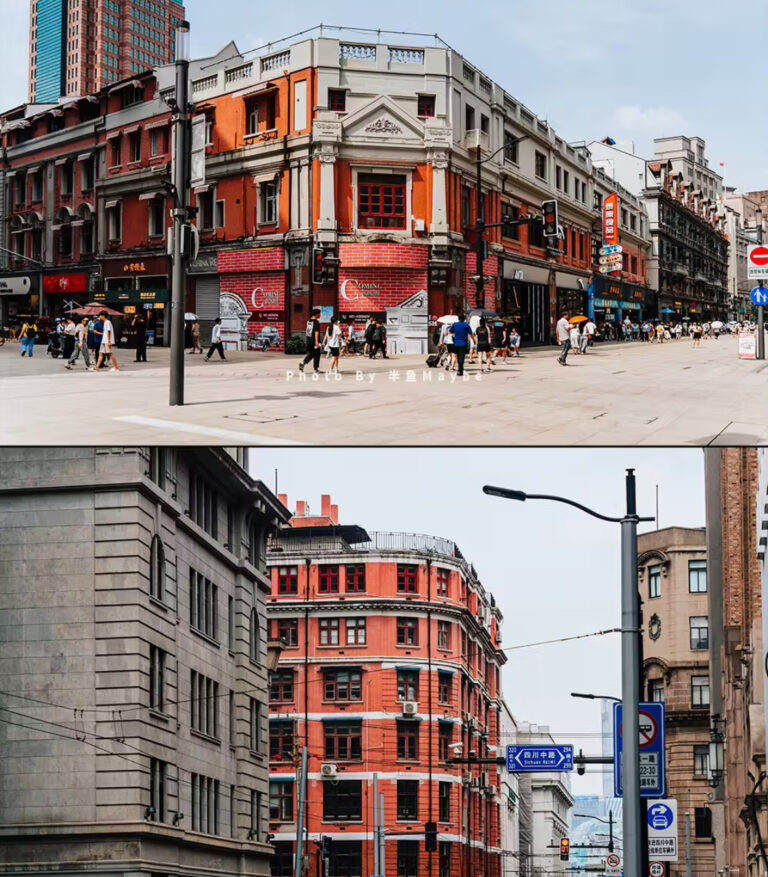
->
265 495 506 877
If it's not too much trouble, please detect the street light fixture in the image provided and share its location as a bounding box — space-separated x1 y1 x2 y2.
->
708 713 725 789
573 813 620 854
570 692 621 703
483 471 654 877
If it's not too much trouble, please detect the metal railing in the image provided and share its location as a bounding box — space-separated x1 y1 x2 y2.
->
351 530 463 560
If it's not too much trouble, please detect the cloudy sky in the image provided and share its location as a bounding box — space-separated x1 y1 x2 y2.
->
3 0 766 190
250 447 705 797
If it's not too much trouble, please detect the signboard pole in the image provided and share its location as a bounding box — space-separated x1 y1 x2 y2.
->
758 305 765 361
622 470 643 877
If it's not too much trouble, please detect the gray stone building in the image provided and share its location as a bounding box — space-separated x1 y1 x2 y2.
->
0 447 289 877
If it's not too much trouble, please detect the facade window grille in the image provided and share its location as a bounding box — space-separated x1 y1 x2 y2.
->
323 780 362 821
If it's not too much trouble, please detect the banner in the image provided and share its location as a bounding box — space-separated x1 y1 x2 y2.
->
603 192 619 246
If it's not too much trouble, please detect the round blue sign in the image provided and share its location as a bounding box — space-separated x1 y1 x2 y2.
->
648 803 673 830
750 286 768 306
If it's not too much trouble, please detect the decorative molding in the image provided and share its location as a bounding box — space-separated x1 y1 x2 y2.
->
364 117 403 135
648 613 662 641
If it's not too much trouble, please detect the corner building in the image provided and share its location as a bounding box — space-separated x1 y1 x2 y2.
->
266 495 506 877
0 447 289 877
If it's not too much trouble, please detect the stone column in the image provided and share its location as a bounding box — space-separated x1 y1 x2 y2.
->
317 150 337 231
429 150 449 237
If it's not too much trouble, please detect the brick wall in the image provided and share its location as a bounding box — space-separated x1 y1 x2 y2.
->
219 270 286 351
218 247 285 274
338 242 429 270
338 243 429 312
463 251 499 305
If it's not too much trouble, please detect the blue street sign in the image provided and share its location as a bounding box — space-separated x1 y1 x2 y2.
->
613 702 666 798
506 744 574 772
648 802 674 831
750 286 768 306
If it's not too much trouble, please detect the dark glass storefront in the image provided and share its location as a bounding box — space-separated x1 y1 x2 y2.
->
502 279 549 345
92 289 170 347
590 277 649 324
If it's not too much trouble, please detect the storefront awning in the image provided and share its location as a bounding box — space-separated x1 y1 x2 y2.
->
503 260 550 286
555 270 589 290
104 199 121 209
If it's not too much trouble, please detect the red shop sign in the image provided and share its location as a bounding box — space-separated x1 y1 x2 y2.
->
43 273 88 294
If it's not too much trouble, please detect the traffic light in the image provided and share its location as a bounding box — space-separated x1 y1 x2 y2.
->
312 247 326 284
425 822 437 853
559 838 570 861
321 836 332 859
542 199 559 238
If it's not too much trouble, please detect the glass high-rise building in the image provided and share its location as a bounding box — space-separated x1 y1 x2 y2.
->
28 0 186 103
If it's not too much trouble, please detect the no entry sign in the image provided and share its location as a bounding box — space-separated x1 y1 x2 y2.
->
613 702 666 797
748 245 768 280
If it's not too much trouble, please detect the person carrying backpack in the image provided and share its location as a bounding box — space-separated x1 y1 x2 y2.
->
299 308 322 373
20 320 38 357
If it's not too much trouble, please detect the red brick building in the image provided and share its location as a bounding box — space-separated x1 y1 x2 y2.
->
266 494 506 877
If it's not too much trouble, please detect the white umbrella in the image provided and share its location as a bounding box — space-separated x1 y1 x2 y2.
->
711 320 723 329
185 312 198 320
437 315 459 325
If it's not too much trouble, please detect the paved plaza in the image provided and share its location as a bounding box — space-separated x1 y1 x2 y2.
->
1 335 766 446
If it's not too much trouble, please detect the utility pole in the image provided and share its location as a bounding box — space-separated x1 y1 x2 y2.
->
169 20 191 405
757 209 765 361
294 746 308 877
684 811 692 877
475 145 485 309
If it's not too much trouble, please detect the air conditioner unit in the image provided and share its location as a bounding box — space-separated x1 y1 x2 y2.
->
486 784 497 797
467 717 478 730
462 772 472 786
320 763 338 778
479 771 488 788
402 701 418 716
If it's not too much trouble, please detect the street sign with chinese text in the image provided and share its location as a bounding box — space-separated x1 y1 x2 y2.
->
647 799 678 861
613 702 666 797
506 744 573 772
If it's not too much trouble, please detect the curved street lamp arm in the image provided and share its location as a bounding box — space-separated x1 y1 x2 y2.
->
483 484 655 524
477 134 531 165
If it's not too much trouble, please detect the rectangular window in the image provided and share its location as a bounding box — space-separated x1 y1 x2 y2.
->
246 101 259 135
190 670 219 738
269 779 294 821
271 842 294 877
563 170 570 195
270 720 294 761
229 690 236 745
250 697 263 752
436 568 449 596
346 564 366 592
555 166 561 190
438 722 452 762
649 564 661 598
149 644 165 711
205 118 214 146
329 841 362 877
251 789 262 840
149 757 166 822
319 564 340 593
191 773 220 834
397 564 418 593
277 565 298 595
397 779 419 821
691 675 710 709
358 173 407 230
148 196 165 237
534 151 547 180
319 617 340 645
528 216 544 248
397 618 419 646
31 170 43 201
437 620 450 650
188 473 218 538
328 89 346 111
189 569 218 640
323 780 362 821
396 720 418 760
465 105 475 133
504 133 518 164
462 186 471 227
215 199 225 229
61 162 73 195
346 617 366 645
198 189 214 229
690 616 709 650
107 203 122 241
689 559 707 593
228 596 235 651
649 680 664 702
398 840 419 877
269 669 294 703
324 669 362 702
438 782 451 822
438 671 452 704
260 182 278 224
501 203 519 240
439 843 452 877
129 131 141 163
693 744 709 778
324 720 362 761
397 669 419 701
417 94 435 117
275 618 299 646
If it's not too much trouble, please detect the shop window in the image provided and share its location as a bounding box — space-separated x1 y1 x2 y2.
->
148 197 165 238
397 780 419 821
324 720 362 761
328 89 346 111
269 780 294 821
270 720 294 761
397 564 418 592
269 669 294 703
324 780 362 821
319 564 339 593
277 565 298 595
417 94 435 117
396 618 419 646
346 564 366 592
396 720 419 760
357 173 406 230
319 618 340 645
324 668 362 702
397 669 419 701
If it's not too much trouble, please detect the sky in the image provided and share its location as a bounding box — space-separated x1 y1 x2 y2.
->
249 447 706 797
2 0 766 190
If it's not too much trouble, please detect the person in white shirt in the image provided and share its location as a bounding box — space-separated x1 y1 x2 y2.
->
556 312 572 365
65 316 91 370
584 319 597 352
94 311 119 372
323 316 343 374
205 318 226 361
569 321 581 354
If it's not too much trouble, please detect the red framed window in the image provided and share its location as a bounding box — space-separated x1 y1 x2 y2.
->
319 618 340 645
346 563 366 592
396 720 419 760
324 721 362 760
269 669 294 703
438 722 452 762
274 618 298 646
397 618 419 646
358 174 407 229
438 671 452 704
277 565 298 594
319 564 339 593
324 669 362 702
417 95 435 117
328 89 346 112
436 568 449 596
397 564 418 593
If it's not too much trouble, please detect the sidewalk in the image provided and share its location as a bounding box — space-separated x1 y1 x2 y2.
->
1 336 766 446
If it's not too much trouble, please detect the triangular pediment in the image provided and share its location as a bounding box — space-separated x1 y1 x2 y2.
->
342 95 424 142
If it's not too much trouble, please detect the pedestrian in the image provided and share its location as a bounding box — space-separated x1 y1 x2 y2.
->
508 324 521 357
569 320 581 354
655 323 664 344
205 317 227 361
323 316 342 374
491 318 506 363
556 311 572 365
451 312 475 376
363 318 376 356
20 319 37 357
585 317 597 350
65 316 92 370
184 320 192 352
298 308 322 373
132 313 148 362
191 320 202 353
692 323 702 347
476 317 492 373
443 321 456 371
370 320 388 359
93 310 119 371
60 316 77 361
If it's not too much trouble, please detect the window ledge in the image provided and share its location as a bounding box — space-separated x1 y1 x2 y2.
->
244 128 278 141
190 728 222 745
148 708 171 723
127 160 142 167
108 165 122 171
250 749 266 761
190 626 220 649
148 595 168 612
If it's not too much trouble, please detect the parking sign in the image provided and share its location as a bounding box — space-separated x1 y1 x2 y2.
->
647 799 678 861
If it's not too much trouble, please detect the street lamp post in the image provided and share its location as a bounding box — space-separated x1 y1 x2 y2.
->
573 812 618 854
483 471 654 877
756 207 764 361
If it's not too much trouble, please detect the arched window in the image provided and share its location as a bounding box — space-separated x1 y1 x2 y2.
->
250 608 260 664
149 535 165 601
